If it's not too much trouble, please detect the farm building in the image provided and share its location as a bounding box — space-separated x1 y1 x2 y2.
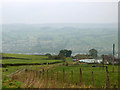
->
79 59 102 64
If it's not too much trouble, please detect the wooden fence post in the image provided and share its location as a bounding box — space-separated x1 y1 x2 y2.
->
91 71 94 87
80 68 82 84
56 71 59 81
63 68 65 83
47 70 49 81
39 71 41 79
76 82 78 86
42 69 44 79
113 44 115 72
51 70 53 80
71 70 73 83
36 70 38 77
102 54 104 66
106 66 110 88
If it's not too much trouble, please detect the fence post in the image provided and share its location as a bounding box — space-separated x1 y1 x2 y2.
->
71 70 73 83
47 70 49 81
102 54 104 66
36 70 38 77
91 71 94 87
80 68 82 84
63 68 65 83
76 82 78 86
42 69 44 79
56 71 59 81
113 44 115 72
106 66 110 88
51 70 53 80
39 71 41 79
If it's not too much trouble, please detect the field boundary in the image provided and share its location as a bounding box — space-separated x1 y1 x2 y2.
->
2 61 62 67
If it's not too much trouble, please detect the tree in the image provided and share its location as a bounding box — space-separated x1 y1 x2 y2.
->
45 53 51 56
59 49 72 57
66 50 72 57
45 53 52 59
89 49 98 58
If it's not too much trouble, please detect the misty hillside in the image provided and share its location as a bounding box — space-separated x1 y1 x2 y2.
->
2 23 118 55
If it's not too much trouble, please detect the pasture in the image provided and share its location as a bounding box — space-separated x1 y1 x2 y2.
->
1 53 119 88
2 53 62 88
2 53 62 64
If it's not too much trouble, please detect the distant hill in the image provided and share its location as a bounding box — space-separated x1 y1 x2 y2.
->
2 23 118 55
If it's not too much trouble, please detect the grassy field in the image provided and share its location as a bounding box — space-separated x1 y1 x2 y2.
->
51 64 118 88
4 63 118 88
2 59 62 64
2 53 62 64
1 53 119 88
2 53 47 60
1 53 63 88
2 65 49 88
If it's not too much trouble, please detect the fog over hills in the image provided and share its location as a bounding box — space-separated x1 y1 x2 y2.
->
2 23 118 56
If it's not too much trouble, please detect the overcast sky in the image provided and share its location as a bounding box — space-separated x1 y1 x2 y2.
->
1 0 118 24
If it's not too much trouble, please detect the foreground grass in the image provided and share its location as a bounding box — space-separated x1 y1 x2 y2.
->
4 63 118 88
51 64 118 88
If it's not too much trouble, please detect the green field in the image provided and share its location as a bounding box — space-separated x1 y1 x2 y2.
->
1 53 119 88
2 53 63 88
50 64 118 88
2 53 62 64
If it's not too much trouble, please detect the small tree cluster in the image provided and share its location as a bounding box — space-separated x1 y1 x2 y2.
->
46 49 72 61
89 49 98 59
58 49 72 57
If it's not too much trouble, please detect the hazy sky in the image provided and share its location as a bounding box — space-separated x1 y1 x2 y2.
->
1 0 118 24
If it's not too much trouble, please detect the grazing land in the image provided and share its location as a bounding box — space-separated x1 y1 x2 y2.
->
2 53 62 88
2 53 118 88
2 53 62 64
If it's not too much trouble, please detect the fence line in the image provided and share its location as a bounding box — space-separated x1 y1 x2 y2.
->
17 66 114 88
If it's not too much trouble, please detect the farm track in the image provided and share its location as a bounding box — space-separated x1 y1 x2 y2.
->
8 68 26 77
8 63 63 77
8 62 82 88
